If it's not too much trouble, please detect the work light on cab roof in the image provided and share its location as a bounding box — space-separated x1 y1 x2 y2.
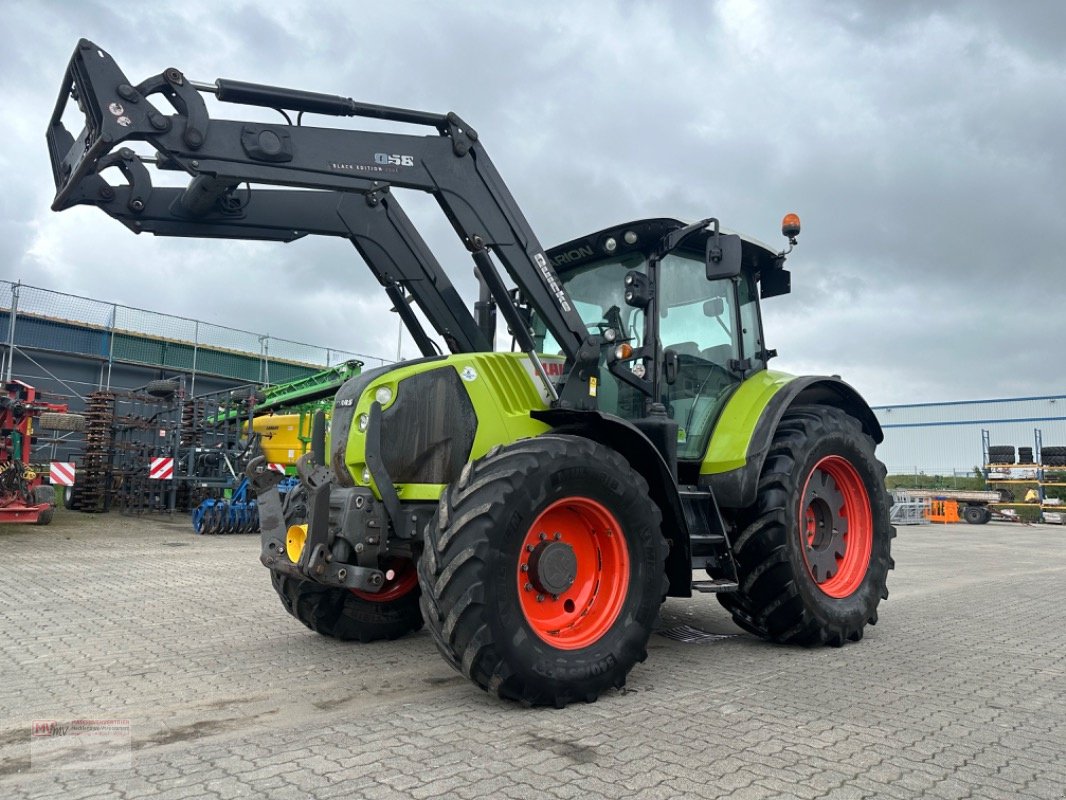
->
782 212 801 248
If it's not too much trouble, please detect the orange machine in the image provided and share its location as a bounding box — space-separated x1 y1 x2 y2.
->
925 499 960 524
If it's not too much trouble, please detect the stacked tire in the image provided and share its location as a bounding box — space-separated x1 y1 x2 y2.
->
1043 447 1066 467
988 445 1015 465
1019 447 1034 465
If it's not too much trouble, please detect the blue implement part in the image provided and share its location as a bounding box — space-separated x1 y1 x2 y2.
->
190 476 264 535
192 498 221 534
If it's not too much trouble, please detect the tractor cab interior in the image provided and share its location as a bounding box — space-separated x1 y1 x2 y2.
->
531 245 766 459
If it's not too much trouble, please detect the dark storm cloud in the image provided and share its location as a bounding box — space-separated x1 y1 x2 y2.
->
3 0 1064 402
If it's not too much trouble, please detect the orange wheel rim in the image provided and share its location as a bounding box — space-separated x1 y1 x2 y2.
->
351 558 418 603
798 455 873 598
516 497 629 650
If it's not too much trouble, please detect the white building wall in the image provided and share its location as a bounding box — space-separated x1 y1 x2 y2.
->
872 395 1066 475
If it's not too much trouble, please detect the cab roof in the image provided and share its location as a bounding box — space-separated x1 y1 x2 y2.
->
545 217 783 276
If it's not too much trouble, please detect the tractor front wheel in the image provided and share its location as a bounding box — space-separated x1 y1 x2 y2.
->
270 564 423 643
418 435 667 707
719 406 894 645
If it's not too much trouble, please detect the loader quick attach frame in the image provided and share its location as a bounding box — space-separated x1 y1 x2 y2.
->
47 39 739 596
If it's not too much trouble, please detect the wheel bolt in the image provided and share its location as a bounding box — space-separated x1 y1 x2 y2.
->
553 532 561 540
524 582 533 591
536 594 544 602
539 532 547 541
526 544 535 552
521 564 528 572
551 594 558 601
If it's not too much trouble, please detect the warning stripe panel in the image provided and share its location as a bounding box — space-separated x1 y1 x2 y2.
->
149 457 174 480
49 462 76 486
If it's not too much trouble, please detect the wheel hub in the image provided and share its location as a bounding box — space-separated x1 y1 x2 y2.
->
528 539 577 596
797 454 875 599
803 467 848 583
516 497 630 650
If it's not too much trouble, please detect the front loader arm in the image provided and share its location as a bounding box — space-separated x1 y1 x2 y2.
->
48 39 598 396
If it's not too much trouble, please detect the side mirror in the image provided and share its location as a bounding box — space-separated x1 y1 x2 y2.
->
703 297 724 318
706 232 742 280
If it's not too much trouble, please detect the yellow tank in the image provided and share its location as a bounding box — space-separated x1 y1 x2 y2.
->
250 413 312 467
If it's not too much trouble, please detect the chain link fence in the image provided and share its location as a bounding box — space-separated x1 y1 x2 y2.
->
1 279 390 389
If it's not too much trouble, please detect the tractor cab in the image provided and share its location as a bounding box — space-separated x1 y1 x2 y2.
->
535 218 792 460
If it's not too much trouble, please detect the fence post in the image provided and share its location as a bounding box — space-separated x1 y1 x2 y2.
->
105 303 117 389
259 335 271 386
191 320 199 397
4 281 18 383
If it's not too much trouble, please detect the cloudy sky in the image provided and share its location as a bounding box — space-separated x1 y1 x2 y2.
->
3 1 1064 404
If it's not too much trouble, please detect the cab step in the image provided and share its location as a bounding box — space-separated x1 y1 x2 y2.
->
691 578 739 594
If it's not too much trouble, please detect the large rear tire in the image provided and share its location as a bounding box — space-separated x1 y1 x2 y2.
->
718 406 894 646
418 435 667 707
270 564 423 642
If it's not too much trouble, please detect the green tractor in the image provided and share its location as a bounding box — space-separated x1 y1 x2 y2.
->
47 41 894 707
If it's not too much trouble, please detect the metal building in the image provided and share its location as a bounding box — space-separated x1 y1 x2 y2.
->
872 395 1066 475
1 280 386 464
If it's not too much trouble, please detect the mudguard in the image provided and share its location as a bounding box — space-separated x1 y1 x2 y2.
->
701 374 882 509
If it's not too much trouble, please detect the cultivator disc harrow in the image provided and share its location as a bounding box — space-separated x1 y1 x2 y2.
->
192 497 260 534
191 477 297 535
181 399 207 447
68 391 115 512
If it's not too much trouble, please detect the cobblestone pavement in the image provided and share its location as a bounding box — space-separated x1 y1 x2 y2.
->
0 511 1063 799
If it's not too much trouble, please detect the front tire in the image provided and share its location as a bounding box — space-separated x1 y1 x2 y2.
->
719 406 894 646
418 435 667 707
270 564 423 643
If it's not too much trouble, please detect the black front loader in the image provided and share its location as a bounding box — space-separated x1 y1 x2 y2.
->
46 39 729 597
48 38 605 406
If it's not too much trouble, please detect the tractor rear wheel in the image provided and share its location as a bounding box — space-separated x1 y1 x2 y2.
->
418 435 667 707
718 406 894 646
270 564 423 642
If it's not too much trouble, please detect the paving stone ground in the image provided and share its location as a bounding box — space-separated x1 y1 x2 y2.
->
0 509 1063 799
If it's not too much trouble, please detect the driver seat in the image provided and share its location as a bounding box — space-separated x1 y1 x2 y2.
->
666 341 701 357
701 344 735 366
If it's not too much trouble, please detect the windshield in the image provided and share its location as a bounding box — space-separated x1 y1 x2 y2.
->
529 250 745 458
532 253 646 356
